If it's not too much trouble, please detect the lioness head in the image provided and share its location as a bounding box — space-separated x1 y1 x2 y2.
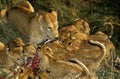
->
38 10 59 40
29 10 59 44
1 2 58 45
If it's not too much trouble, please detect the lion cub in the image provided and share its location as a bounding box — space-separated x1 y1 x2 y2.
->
59 25 88 51
7 38 25 54
73 19 90 34
1 1 59 45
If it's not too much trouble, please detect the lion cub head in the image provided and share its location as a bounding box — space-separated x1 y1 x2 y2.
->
17 0 34 13
73 19 90 34
7 38 25 54
23 44 36 58
59 25 88 51
14 67 34 79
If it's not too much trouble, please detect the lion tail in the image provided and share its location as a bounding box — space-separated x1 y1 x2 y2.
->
89 40 106 63
69 58 90 77
104 22 114 38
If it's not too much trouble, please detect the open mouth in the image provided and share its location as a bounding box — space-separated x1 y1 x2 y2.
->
45 37 58 44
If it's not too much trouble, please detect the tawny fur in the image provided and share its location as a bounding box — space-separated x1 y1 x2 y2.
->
7 38 25 54
23 44 36 57
17 0 34 13
59 25 88 51
73 19 90 34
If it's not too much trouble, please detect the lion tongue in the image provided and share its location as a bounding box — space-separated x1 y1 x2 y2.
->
25 57 33 68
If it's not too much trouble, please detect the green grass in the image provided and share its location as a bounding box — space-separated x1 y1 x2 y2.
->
0 0 23 9
0 18 28 43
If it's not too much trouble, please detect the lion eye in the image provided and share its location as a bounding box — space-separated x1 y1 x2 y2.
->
16 45 20 47
45 47 50 51
17 58 20 60
20 69 23 73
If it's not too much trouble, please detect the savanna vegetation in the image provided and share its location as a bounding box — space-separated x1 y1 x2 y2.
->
0 0 120 78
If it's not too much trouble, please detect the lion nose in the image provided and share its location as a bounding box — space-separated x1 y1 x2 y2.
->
55 34 59 38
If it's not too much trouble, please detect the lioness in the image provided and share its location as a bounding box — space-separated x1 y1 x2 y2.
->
1 1 59 45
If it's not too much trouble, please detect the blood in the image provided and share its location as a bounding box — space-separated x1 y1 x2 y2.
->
25 52 40 76
0 76 4 79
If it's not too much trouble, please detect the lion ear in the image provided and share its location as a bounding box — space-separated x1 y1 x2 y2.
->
51 11 57 17
37 15 43 21
0 9 7 16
